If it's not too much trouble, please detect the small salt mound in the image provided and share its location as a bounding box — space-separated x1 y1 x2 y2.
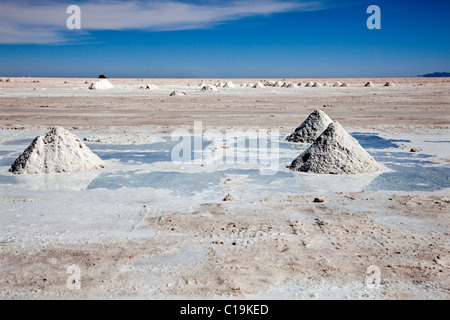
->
216 82 226 88
5 79 13 83
289 121 383 174
312 82 322 87
169 91 187 96
286 109 333 143
10 127 105 174
281 82 290 87
240 83 248 87
384 82 395 87
340 83 349 87
253 82 265 88
365 82 374 87
89 79 113 90
144 84 159 90
333 82 342 87
304 82 314 87
198 82 207 87
297 82 303 86
201 85 218 92
223 81 235 88
274 81 284 87
0 79 5 82
323 83 328 86
264 81 275 87
286 83 297 88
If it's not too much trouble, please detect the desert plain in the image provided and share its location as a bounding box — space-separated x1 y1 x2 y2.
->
0 77 449 299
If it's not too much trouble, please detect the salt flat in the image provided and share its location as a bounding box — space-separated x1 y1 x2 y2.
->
0 77 449 299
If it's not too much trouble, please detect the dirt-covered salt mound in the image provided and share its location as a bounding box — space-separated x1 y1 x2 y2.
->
289 122 383 174
10 127 106 174
286 110 333 143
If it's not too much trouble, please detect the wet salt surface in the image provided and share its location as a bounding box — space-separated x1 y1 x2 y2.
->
0 131 449 194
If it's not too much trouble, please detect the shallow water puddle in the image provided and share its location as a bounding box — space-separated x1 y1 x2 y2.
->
0 132 449 193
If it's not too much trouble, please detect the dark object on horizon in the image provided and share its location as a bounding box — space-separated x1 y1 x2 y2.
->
98 75 107 79
419 72 450 77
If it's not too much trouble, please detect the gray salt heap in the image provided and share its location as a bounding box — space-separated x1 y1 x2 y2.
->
10 127 106 174
286 110 333 143
289 121 383 174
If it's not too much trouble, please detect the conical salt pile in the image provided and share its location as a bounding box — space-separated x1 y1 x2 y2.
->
89 79 113 90
384 82 395 87
223 81 235 88
304 82 314 87
142 84 159 90
312 82 322 87
289 122 383 174
286 110 333 143
10 127 106 174
333 82 342 87
286 83 297 88
340 83 349 87
201 85 218 92
364 82 374 87
198 82 207 87
274 81 284 87
253 82 264 88
170 91 187 96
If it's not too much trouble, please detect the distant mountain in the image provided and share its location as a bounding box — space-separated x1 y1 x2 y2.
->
419 72 450 77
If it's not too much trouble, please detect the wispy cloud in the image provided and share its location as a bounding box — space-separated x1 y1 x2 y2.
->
0 0 328 44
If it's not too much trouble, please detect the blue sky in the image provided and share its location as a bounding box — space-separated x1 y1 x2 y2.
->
0 0 449 78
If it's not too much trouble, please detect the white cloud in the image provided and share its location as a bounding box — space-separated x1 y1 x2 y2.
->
0 0 326 44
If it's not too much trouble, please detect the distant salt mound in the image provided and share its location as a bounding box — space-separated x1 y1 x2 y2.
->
253 82 265 88
365 82 374 87
286 83 298 88
274 81 284 87
289 122 383 174
340 83 349 87
305 82 314 87
384 82 395 87
264 81 275 87
170 91 187 96
312 82 322 87
286 110 333 143
201 85 218 92
224 81 235 88
89 79 113 90
140 84 159 90
10 127 105 174
0 79 4 82
333 82 342 87
198 82 207 87
297 82 303 86
281 82 290 88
